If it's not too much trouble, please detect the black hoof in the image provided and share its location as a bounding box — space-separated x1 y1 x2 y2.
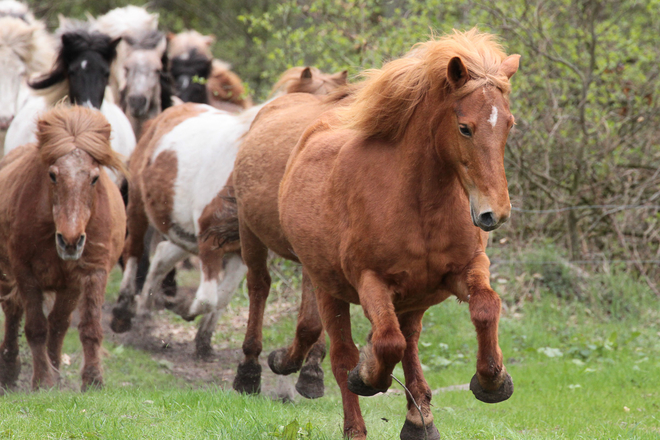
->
347 366 386 397
400 419 440 440
233 360 262 395
295 362 324 399
470 372 514 403
0 354 20 390
268 348 301 376
164 296 197 322
111 301 134 333
110 315 132 333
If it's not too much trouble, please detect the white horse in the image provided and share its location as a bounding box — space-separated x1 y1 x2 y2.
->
90 5 159 106
4 22 136 185
0 1 55 152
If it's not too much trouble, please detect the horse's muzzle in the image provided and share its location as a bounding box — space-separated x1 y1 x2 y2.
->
56 232 86 261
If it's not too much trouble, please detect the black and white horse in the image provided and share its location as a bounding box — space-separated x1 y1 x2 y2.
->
166 30 213 103
4 22 135 184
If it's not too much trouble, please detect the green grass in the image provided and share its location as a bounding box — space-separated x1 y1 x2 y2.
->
1 247 660 439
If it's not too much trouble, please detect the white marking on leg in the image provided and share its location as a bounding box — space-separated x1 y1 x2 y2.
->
119 257 138 295
190 254 246 316
137 241 188 313
488 106 498 128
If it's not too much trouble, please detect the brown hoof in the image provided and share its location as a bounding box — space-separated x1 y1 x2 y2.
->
400 419 441 440
81 368 103 392
110 315 132 333
233 360 261 395
268 348 301 376
347 366 387 396
295 362 324 399
111 300 134 333
470 372 514 403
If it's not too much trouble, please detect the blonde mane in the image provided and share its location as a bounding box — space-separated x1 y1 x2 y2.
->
36 106 127 176
340 28 513 142
0 15 55 75
167 30 214 60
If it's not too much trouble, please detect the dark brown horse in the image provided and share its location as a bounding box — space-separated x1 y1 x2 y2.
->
278 30 520 439
0 106 126 392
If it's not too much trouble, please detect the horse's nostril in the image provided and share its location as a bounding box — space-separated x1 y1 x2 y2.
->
478 211 496 228
77 234 86 248
56 233 66 248
129 95 147 110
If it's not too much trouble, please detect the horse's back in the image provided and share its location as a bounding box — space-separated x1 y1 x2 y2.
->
3 94 46 155
234 93 333 258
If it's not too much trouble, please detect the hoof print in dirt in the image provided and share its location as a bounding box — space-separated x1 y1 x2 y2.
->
400 419 441 440
295 362 324 399
470 372 514 404
347 367 386 397
233 360 262 395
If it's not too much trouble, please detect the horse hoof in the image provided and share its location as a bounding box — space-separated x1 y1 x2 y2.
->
233 360 262 395
0 354 20 390
400 419 441 440
295 362 324 399
110 315 132 333
81 368 103 392
81 379 103 392
164 296 197 322
347 366 386 397
268 348 300 376
470 372 514 403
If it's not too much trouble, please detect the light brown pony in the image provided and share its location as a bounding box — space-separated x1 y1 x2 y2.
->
278 30 520 439
0 106 126 392
229 87 351 397
206 60 252 113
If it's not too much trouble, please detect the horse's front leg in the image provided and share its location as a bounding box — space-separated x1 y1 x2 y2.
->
397 309 440 440
47 291 80 382
461 253 513 403
347 270 406 396
78 269 108 391
0 285 23 391
317 291 365 439
268 269 325 399
19 279 54 390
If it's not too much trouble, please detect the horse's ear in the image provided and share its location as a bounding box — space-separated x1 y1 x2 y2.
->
332 70 348 85
110 37 122 53
447 57 470 89
499 54 521 79
203 35 215 46
166 32 176 42
300 67 313 81
155 36 167 55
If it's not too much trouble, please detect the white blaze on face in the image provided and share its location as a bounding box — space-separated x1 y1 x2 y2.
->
488 105 498 128
81 60 88 70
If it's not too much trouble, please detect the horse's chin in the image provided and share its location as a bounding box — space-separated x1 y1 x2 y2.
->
57 246 84 261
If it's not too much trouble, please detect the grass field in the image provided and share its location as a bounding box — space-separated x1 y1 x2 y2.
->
1 245 659 439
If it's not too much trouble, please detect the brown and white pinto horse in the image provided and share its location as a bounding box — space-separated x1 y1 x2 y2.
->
111 67 347 360
277 30 520 439
0 106 126 392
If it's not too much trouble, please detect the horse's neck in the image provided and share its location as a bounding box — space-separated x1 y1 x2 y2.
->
393 107 465 209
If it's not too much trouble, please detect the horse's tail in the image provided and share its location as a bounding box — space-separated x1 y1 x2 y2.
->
198 187 240 250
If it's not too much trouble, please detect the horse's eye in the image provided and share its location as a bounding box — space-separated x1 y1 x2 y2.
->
459 124 472 137
49 172 57 183
91 176 99 186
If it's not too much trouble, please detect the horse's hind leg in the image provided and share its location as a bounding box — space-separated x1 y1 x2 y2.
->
233 223 270 395
192 253 247 358
268 269 326 399
46 292 80 384
0 286 23 391
317 291 366 439
136 241 188 313
347 271 406 396
78 269 108 391
397 309 440 440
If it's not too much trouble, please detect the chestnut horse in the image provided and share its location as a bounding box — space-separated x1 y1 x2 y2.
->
0 106 126 392
278 30 520 439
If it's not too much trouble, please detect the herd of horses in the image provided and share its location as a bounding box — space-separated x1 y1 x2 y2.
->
0 2 521 439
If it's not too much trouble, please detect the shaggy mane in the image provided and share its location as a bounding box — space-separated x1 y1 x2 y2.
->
340 28 513 142
167 30 213 61
0 15 54 74
36 106 127 176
